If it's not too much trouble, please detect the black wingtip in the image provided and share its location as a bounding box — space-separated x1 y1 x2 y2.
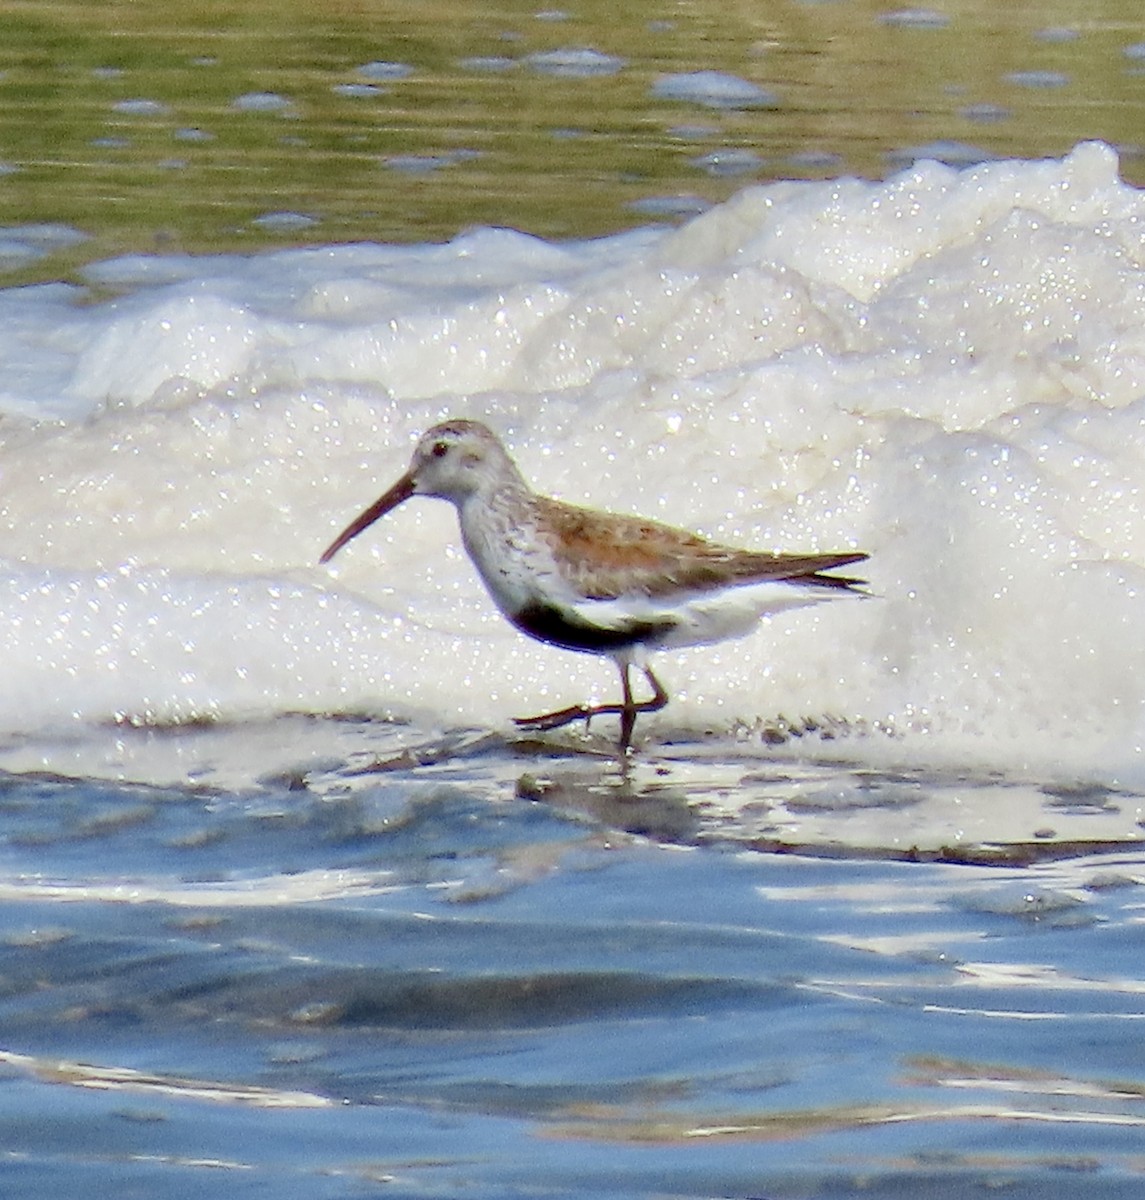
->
807 552 870 591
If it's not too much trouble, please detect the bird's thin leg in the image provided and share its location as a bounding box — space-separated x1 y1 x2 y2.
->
620 664 668 749
618 662 636 752
639 664 669 713
513 663 670 749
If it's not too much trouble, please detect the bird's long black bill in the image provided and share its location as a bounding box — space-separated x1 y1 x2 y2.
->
319 472 415 563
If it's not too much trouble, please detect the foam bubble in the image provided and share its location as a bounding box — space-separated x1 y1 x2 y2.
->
525 48 625 77
356 61 414 80
877 9 951 28
112 99 170 116
652 72 779 110
1004 70 1070 89
690 149 764 177
232 92 294 113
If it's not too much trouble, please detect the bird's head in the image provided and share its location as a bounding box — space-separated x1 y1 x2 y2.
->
319 419 520 564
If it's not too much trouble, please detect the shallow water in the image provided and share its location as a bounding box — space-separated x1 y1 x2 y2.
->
2 720 1145 1198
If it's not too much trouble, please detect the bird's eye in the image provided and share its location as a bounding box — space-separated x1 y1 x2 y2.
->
431 441 449 458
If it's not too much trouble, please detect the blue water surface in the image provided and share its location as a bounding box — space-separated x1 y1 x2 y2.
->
1 723 1144 1198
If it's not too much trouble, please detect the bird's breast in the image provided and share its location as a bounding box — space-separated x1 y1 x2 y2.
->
459 496 560 611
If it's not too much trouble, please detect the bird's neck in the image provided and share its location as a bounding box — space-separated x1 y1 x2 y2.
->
456 480 543 614
458 466 530 511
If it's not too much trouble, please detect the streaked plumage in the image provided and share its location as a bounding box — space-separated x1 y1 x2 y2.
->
321 419 867 751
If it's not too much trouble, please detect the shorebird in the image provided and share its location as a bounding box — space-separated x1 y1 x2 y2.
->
320 419 867 751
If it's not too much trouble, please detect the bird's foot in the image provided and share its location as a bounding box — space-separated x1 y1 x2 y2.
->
513 703 604 733
514 701 645 753
515 674 667 752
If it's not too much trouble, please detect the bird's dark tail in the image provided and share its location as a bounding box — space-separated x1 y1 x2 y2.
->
802 552 869 593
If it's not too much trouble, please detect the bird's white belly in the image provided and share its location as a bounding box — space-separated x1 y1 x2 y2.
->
572 577 844 651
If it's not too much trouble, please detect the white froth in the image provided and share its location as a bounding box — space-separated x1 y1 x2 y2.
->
2 141 1145 779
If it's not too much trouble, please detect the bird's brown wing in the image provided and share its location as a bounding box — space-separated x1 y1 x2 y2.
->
535 497 867 600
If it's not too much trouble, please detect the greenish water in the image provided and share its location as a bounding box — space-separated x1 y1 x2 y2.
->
0 0 1144 281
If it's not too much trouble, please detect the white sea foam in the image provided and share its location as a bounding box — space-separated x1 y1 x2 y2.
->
2 141 1145 780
